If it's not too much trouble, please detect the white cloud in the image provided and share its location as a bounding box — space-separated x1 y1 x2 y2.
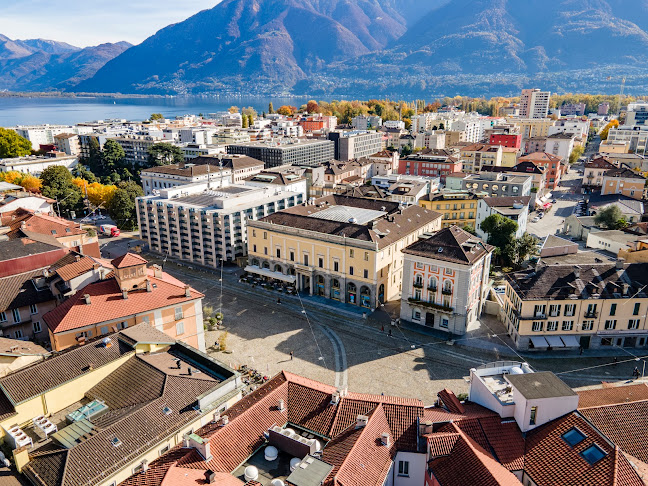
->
0 0 221 47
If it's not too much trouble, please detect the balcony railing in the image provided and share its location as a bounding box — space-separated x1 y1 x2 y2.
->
442 288 453 295
428 285 438 292
413 282 424 289
408 298 453 313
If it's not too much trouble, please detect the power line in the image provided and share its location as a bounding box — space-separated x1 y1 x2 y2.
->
295 291 329 372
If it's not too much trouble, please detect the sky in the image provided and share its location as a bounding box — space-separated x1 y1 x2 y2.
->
0 0 222 47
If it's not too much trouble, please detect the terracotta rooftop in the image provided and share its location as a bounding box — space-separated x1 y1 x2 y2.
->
604 166 646 180
578 383 648 409
111 252 149 269
586 156 616 169
119 371 423 486
54 255 99 281
519 152 564 163
43 272 203 333
1 208 86 239
403 226 494 265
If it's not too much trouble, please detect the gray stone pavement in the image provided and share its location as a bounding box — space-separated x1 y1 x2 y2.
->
141 256 647 404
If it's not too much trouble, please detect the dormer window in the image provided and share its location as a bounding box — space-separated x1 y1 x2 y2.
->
51 230 57 235
562 428 586 447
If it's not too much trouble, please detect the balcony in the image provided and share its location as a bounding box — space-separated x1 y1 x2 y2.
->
442 288 453 295
408 298 453 314
427 285 437 292
585 311 598 318
413 282 424 289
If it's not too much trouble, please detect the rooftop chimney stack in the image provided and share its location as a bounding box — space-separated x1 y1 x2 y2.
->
146 280 152 292
278 399 285 411
356 415 369 428
122 290 128 300
573 266 581 279
83 294 91 305
381 432 391 447
221 415 229 425
185 285 191 298
205 471 216 484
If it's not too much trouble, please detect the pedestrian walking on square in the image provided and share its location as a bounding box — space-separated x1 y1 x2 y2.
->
381 325 384 332
388 329 392 337
277 297 281 304
633 367 640 379
290 351 294 360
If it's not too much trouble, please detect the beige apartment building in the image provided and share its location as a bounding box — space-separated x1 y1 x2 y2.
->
246 195 442 309
501 261 648 351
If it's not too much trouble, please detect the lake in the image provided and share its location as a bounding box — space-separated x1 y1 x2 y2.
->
0 96 311 126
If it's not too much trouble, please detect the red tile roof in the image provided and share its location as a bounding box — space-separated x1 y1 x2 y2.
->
525 412 644 486
1 208 86 239
428 424 522 486
55 256 98 281
578 383 648 409
160 467 244 485
519 152 564 164
119 371 423 486
111 252 149 268
43 274 203 333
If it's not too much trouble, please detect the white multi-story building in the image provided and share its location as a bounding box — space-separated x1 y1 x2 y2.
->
548 119 589 143
520 89 551 119
383 120 406 130
448 119 482 143
328 130 383 161
180 143 225 161
271 121 303 138
414 131 446 150
411 113 437 133
545 133 575 161
476 196 531 240
625 102 648 126
0 154 78 175
53 133 81 156
351 115 382 130
137 180 306 265
607 126 648 154
141 162 233 195
400 225 493 334
110 135 163 167
12 125 89 150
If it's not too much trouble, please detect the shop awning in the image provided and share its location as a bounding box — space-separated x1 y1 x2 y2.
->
561 335 581 348
543 202 552 208
244 266 296 283
545 336 565 348
530 336 549 349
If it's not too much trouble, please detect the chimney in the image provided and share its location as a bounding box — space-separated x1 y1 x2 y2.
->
573 266 581 279
83 294 91 305
122 290 128 300
221 415 229 425
381 432 391 447
331 392 340 405
152 264 163 278
623 283 630 296
146 280 152 292
205 470 216 484
141 460 149 473
278 399 285 411
187 367 192 376
616 258 625 270
356 415 369 428
185 285 191 298
371 220 379 231
185 433 212 461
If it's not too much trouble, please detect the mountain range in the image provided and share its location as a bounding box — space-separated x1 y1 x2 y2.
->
4 0 648 96
0 35 131 92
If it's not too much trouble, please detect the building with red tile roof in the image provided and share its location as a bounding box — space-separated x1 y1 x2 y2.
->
519 152 565 190
43 253 205 352
0 208 100 257
119 371 424 486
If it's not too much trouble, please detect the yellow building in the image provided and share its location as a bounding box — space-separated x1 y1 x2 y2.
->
514 118 555 140
500 147 519 167
245 195 442 308
459 144 503 173
2 324 242 486
419 191 480 229
501 261 648 351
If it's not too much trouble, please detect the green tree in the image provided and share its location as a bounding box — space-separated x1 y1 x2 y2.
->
100 139 127 183
40 166 83 217
462 224 476 235
268 102 274 114
503 233 539 269
569 145 585 164
248 114 254 127
480 213 519 249
594 205 625 229
107 181 143 230
85 136 102 175
147 143 184 167
72 164 97 183
150 113 164 121
0 128 32 158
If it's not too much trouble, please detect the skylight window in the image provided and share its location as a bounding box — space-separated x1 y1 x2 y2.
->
581 444 606 465
111 437 122 447
162 406 172 415
562 428 586 447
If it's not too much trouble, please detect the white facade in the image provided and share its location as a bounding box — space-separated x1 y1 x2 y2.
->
520 89 551 119
12 125 79 150
607 126 648 154
548 120 589 140
476 199 528 240
545 135 575 161
0 155 78 175
383 452 426 486
0 195 53 214
383 120 406 130
137 181 306 265
414 131 446 150
141 166 233 196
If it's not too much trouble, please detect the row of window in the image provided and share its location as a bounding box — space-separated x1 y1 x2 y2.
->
0 305 39 324
534 302 641 318
531 319 640 332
